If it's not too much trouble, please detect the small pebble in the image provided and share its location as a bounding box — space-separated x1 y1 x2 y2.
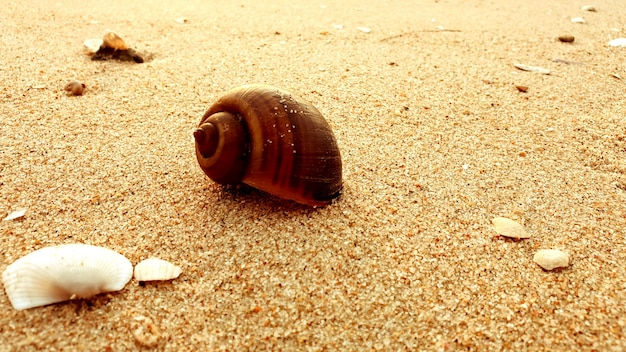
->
64 81 86 96
581 5 596 12
492 217 530 239
103 32 128 50
571 17 586 24
515 85 528 93
608 38 626 47
83 38 103 54
357 27 371 33
558 35 575 43
533 249 569 270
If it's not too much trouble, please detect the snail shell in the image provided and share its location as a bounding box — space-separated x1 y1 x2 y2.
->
193 84 342 206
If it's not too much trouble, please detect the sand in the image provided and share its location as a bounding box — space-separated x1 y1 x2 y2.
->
1 0 625 350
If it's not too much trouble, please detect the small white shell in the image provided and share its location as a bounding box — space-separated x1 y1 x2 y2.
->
134 258 181 282
1 244 132 310
3 209 26 221
571 17 586 24
492 217 531 239
533 249 570 270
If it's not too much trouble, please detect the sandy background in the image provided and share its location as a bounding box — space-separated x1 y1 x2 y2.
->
1 0 626 350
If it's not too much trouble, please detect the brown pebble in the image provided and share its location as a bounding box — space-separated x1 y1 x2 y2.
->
64 81 86 96
515 85 528 93
558 35 575 43
102 32 128 50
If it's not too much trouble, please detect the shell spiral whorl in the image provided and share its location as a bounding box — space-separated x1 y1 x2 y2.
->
194 84 343 206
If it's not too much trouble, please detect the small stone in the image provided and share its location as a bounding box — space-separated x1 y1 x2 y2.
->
102 32 128 50
558 35 575 43
174 17 188 24
492 217 530 239
571 17 586 24
608 38 626 47
357 27 371 33
533 249 569 270
581 5 596 12
64 81 86 96
515 85 528 93
83 38 103 54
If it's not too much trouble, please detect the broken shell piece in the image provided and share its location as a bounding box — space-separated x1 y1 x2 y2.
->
533 249 569 270
514 63 550 75
3 209 26 221
102 32 128 50
357 27 371 33
83 38 103 54
492 217 530 239
174 17 188 24
571 17 586 24
134 258 181 282
515 85 528 93
1 244 132 310
608 38 626 47
64 81 86 96
581 5 596 12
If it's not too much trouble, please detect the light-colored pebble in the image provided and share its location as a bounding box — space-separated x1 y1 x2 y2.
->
492 217 530 239
608 38 626 47
571 17 586 24
83 38 103 54
581 5 596 12
533 249 569 270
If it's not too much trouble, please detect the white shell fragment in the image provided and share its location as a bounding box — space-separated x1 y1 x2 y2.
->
1 244 133 310
608 38 626 47
571 17 586 24
581 5 596 12
514 63 550 75
83 38 103 54
134 258 182 282
492 217 530 239
357 27 371 33
533 249 570 270
3 209 26 221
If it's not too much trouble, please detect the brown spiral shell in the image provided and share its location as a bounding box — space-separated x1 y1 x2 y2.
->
193 84 342 206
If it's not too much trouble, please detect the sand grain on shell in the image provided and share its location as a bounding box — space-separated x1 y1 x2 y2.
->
1 0 626 350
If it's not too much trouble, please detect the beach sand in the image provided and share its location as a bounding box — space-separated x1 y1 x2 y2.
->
1 0 625 350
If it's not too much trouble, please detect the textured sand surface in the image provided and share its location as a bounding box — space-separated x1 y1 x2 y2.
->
1 0 626 350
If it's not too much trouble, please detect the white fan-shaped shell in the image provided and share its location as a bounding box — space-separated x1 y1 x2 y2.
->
1 244 133 310
134 258 181 282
